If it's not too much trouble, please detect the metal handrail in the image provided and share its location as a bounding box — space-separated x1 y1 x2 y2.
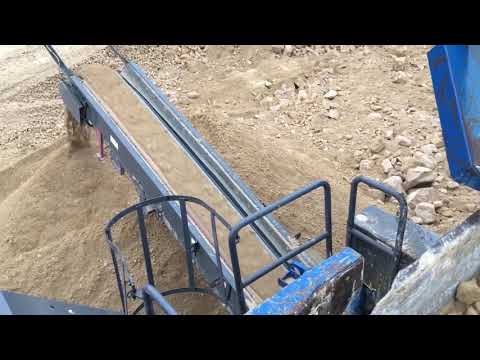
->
142 285 177 315
104 195 232 315
228 180 332 314
346 175 408 286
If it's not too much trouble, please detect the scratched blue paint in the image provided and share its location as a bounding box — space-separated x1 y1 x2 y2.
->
428 45 480 190
247 247 362 315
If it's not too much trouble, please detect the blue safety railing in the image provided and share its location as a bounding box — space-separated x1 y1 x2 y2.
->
228 180 332 314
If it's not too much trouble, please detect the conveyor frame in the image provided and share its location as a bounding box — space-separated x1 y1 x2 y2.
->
46 45 330 312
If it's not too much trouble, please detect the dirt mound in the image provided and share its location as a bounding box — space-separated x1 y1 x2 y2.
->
0 136 225 314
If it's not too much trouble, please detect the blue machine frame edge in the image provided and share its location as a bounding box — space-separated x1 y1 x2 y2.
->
246 247 363 315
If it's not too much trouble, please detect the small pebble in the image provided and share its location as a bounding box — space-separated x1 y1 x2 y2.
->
327 109 339 120
324 90 338 100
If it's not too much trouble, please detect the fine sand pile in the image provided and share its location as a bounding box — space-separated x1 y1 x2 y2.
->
0 126 225 314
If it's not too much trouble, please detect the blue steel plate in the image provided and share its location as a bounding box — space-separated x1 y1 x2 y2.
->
429 45 480 191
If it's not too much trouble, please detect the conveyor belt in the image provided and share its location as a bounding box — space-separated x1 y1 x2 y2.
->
77 64 284 302
119 62 318 268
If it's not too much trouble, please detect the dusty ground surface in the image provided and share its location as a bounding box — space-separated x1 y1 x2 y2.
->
0 46 106 169
1 45 479 314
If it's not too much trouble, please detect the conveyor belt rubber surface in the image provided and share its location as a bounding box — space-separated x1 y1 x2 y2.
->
77 64 283 302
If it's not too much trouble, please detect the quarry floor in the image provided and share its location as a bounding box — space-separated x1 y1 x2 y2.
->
1 45 478 314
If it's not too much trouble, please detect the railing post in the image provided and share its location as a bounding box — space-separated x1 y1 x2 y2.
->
180 200 195 289
143 288 155 315
211 213 227 301
324 182 333 258
137 208 156 287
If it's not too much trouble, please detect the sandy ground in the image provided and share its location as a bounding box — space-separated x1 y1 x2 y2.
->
0 46 105 99
0 45 106 170
1 45 479 314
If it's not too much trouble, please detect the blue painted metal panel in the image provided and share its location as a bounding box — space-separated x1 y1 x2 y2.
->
428 45 480 190
247 247 363 315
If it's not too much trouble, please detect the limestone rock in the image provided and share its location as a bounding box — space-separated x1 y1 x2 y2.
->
413 151 436 170
370 138 385 154
284 45 294 56
393 71 408 84
410 216 423 224
385 129 394 140
324 90 337 100
406 187 436 208
187 91 200 99
327 109 339 120
456 278 480 305
404 167 435 190
415 202 437 224
383 175 404 194
298 89 308 101
421 144 438 156
396 135 412 147
382 159 393 174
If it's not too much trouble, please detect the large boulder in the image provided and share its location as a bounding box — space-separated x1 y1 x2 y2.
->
404 167 435 190
406 187 437 209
